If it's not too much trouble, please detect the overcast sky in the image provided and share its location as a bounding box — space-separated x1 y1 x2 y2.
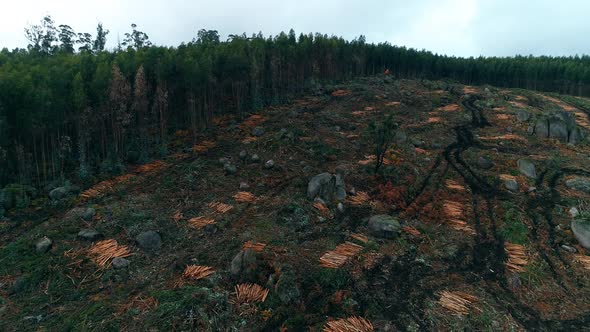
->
1 0 588 57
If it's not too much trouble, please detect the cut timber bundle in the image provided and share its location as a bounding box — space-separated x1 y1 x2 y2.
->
313 202 331 216
574 255 590 270
347 192 371 206
243 241 266 252
443 201 464 219
183 265 215 280
172 211 184 223
445 179 465 191
88 239 132 267
187 216 215 229
234 191 257 203
505 243 528 273
320 242 364 269
208 202 233 214
134 160 168 174
192 140 216 153
438 290 479 316
79 174 135 201
234 283 269 303
350 233 369 244
402 226 421 237
448 219 476 235
323 316 374 332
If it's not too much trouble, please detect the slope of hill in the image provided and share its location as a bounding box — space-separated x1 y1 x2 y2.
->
1 76 590 331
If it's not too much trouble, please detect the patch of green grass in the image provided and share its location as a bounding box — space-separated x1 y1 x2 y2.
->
521 258 550 287
499 203 528 245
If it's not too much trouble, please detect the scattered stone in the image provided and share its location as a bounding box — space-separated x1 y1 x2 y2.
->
10 276 28 295
569 207 580 218
135 231 162 251
223 163 237 175
565 177 590 194
239 182 250 189
251 126 265 137
477 156 494 170
307 172 346 201
219 157 230 165
239 150 248 160
112 257 130 269
561 245 577 253
273 268 300 304
303 165 313 173
571 219 590 249
77 229 103 241
505 179 519 192
264 160 275 169
49 187 68 200
250 154 261 163
314 197 327 205
507 273 521 289
35 237 52 253
517 159 537 178
534 111 580 144
64 207 95 221
527 186 537 192
368 215 401 239
516 109 530 122
230 249 257 277
337 202 345 213
395 130 407 144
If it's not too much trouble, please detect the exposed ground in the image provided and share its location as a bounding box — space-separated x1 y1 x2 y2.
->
2 77 590 331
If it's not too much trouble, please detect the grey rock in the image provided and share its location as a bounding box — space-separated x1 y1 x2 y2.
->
264 160 275 169
517 159 537 178
273 268 300 304
35 237 52 253
223 163 237 175
477 156 494 170
303 165 313 173
239 182 250 189
569 127 584 144
565 177 590 193
507 273 521 289
505 179 519 192
307 172 346 202
135 231 162 251
395 131 407 144
49 187 68 200
250 154 261 163
534 119 550 138
368 215 401 239
561 245 577 253
218 157 230 166
112 257 130 269
572 219 590 249
77 229 103 241
10 276 28 294
251 126 265 137
549 119 569 142
230 249 257 277
570 207 580 218
239 150 248 160
516 109 530 122
337 202 345 213
65 207 96 221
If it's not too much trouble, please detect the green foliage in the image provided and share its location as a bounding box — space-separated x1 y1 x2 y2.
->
365 113 398 173
499 202 529 245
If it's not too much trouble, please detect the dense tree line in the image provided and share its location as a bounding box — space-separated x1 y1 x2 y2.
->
1 16 590 189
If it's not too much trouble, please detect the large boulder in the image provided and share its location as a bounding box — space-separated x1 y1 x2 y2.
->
368 215 401 239
565 177 590 194
477 156 494 170
516 109 530 122
571 219 590 249
77 229 103 241
505 179 519 192
534 111 582 144
517 159 537 178
307 173 346 202
135 231 162 251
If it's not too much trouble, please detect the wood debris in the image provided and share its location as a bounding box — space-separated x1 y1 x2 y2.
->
350 233 369 244
243 241 267 252
505 243 528 272
88 239 132 267
437 104 460 112
323 316 374 332
574 255 590 270
331 89 351 97
402 226 421 237
445 179 465 191
192 140 216 153
438 290 479 316
172 211 184 223
208 202 233 214
427 117 443 123
320 242 363 269
187 216 215 229
348 192 371 206
116 295 158 316
448 219 476 235
234 283 269 303
385 101 401 107
314 202 331 216
234 191 257 203
443 201 464 219
364 106 376 111
79 174 135 201
479 134 527 142
134 160 168 174
182 265 215 280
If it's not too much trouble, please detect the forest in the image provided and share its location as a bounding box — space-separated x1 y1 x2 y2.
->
1 15 590 190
